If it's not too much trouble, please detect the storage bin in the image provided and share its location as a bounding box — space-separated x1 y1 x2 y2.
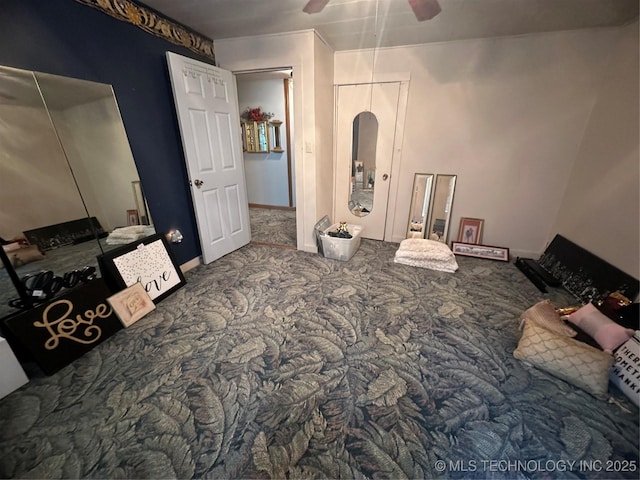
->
320 223 363 261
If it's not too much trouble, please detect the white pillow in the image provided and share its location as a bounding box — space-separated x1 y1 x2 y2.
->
514 321 613 399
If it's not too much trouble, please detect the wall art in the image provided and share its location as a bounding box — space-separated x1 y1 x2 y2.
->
457 217 484 245
98 233 186 303
107 282 156 327
452 242 510 262
3 278 123 375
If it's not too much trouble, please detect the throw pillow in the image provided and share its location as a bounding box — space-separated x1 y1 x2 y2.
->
514 321 613 399
566 303 634 353
519 300 577 337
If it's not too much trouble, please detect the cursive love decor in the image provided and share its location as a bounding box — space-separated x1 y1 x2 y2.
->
98 233 186 303
4 279 124 375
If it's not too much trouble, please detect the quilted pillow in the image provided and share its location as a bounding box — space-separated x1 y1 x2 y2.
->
393 239 458 273
514 320 613 399
519 300 577 337
566 303 634 353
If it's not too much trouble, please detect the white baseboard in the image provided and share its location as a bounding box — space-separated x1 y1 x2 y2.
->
180 257 201 273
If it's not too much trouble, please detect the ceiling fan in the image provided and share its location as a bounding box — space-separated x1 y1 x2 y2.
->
303 0 442 21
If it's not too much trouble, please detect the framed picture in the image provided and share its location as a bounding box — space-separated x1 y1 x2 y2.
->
98 233 186 303
451 242 510 262
107 282 156 327
457 217 484 244
127 209 140 226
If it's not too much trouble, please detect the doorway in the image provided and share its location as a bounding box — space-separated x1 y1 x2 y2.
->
334 81 406 241
235 69 296 249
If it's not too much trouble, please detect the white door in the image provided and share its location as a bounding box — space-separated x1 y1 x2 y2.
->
335 82 401 240
167 52 250 264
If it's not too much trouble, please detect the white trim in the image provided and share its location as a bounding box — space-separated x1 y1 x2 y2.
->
180 256 201 273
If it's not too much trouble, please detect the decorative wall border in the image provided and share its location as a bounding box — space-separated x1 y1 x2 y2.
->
74 0 215 62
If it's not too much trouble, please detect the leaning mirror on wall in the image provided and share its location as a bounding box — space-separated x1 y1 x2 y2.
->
0 65 154 320
426 174 456 243
349 111 378 217
407 173 434 238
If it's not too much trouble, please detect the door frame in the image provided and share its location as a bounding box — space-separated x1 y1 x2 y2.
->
333 73 410 243
234 68 295 209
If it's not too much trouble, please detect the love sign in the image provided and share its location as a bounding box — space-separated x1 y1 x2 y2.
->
98 233 186 304
4 279 123 375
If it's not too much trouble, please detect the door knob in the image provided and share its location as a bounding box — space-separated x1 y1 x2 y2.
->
382 174 389 181
193 179 204 188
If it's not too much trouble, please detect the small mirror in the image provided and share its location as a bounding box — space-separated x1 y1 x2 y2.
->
427 174 457 243
242 121 270 153
407 173 434 238
349 111 378 217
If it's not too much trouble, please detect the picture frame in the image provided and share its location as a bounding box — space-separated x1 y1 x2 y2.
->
98 233 186 303
127 209 140 226
451 242 510 262
107 282 156 327
457 217 484 244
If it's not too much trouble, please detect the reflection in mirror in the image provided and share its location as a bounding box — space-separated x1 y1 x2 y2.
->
0 65 154 320
407 173 434 239
349 111 378 217
427 174 457 243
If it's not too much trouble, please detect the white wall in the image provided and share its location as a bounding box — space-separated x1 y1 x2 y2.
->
335 28 620 257
215 30 334 252
51 96 142 231
313 34 335 225
0 104 87 239
237 78 290 207
551 23 639 278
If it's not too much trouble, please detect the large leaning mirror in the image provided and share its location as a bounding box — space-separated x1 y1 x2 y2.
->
426 174 456 243
349 111 378 217
407 173 434 238
0 65 154 320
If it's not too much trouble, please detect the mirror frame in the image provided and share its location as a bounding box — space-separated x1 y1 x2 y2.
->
426 174 457 244
350 111 378 217
0 65 149 320
406 173 434 239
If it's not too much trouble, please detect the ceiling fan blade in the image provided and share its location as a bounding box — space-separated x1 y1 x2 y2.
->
303 0 330 14
408 0 441 21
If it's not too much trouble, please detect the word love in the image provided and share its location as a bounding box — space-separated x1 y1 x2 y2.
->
34 299 112 350
138 270 172 294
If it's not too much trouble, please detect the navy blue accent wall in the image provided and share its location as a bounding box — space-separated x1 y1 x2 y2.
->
0 0 209 264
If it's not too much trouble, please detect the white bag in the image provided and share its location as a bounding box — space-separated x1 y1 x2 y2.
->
609 331 640 407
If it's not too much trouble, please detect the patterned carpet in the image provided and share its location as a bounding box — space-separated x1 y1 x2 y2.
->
249 207 296 248
0 240 638 479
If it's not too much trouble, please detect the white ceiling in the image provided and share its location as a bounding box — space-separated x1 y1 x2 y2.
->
139 0 639 52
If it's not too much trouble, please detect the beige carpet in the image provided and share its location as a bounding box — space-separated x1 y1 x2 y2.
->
249 207 296 248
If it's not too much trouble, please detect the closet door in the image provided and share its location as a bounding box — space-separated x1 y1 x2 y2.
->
335 82 400 240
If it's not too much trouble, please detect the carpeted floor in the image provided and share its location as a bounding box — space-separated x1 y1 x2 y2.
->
0 240 638 479
249 207 296 248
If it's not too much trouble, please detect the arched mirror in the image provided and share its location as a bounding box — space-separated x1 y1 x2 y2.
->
0 65 153 320
406 173 434 238
427 174 457 243
349 111 378 217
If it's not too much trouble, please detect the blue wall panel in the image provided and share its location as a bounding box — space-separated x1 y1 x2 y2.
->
0 0 210 264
